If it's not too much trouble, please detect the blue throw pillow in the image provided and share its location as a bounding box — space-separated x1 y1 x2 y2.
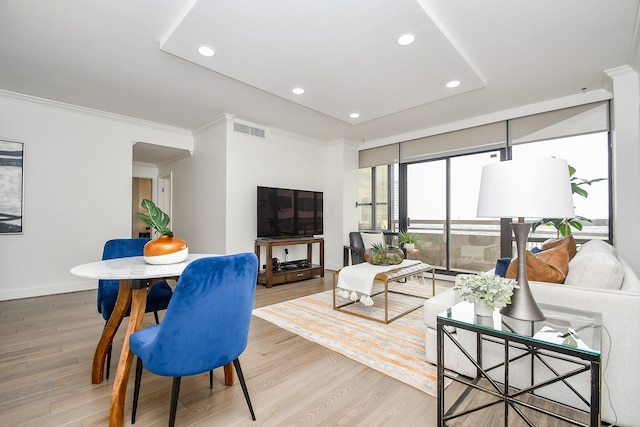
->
495 258 511 277
495 247 542 277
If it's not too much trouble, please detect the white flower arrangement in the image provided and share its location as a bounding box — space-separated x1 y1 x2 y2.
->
453 271 519 310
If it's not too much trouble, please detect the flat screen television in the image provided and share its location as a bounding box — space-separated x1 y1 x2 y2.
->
257 186 323 238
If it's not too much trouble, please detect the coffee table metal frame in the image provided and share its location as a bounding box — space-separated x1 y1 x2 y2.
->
437 301 602 427
332 262 435 324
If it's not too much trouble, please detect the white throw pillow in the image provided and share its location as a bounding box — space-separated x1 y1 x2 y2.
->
565 240 624 289
577 238 617 254
360 232 384 249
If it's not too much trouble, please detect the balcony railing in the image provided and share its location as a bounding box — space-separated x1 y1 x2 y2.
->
360 218 609 274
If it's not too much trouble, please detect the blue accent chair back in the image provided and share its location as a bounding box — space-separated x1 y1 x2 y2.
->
97 238 173 380
98 238 173 321
129 253 259 426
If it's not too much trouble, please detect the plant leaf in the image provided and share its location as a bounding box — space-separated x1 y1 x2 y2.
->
138 199 173 237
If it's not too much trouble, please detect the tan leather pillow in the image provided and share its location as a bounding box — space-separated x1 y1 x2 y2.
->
506 244 570 284
541 235 577 260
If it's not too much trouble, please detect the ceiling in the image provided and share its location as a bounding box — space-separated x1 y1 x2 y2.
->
1 0 639 162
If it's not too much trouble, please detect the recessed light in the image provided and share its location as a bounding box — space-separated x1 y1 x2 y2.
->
292 87 305 95
397 34 415 46
350 113 360 119
446 80 461 88
198 46 215 57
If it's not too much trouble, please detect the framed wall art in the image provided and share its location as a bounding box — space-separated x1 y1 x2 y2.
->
0 140 24 234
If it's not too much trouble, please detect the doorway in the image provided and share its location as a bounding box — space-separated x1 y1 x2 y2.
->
157 173 172 229
132 178 152 238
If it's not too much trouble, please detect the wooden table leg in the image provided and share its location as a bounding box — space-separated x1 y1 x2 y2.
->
109 282 149 427
92 280 131 384
223 363 234 385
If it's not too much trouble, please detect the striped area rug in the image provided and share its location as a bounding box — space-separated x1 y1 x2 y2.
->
252 288 442 397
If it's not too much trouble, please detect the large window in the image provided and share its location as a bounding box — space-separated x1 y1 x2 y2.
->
357 164 397 231
357 102 611 275
511 132 610 243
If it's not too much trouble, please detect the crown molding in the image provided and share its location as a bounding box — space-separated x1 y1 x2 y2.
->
0 89 192 136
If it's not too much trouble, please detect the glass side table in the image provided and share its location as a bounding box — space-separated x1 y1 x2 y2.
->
437 302 602 426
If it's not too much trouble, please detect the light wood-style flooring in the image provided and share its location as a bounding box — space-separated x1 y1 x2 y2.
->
0 273 590 426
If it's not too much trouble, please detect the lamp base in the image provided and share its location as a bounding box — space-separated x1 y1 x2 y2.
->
499 222 545 322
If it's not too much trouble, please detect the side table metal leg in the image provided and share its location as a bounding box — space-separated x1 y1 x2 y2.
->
437 321 444 426
591 360 601 427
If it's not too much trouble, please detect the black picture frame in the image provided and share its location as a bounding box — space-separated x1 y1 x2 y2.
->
0 140 24 234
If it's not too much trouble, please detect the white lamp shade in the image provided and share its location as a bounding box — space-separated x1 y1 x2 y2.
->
476 158 575 219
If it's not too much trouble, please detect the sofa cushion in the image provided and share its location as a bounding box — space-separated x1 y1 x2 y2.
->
542 235 577 260
564 240 624 289
620 260 640 293
423 290 457 332
360 232 384 249
506 244 569 284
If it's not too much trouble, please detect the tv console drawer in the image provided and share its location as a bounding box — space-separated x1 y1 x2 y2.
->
286 269 312 282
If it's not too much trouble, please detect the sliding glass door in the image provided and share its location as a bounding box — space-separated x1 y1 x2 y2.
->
449 152 501 272
403 151 501 272
406 160 446 268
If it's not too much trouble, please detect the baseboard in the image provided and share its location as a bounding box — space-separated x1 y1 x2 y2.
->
0 280 96 301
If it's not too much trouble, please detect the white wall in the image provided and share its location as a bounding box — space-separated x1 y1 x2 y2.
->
159 116 228 254
607 66 640 272
163 117 354 270
225 125 330 260
326 138 360 269
0 93 192 300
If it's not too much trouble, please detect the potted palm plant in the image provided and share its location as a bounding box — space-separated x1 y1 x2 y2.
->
398 231 422 250
137 199 188 264
453 271 518 316
532 164 606 237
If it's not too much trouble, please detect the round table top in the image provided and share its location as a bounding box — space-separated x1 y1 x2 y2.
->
70 253 217 280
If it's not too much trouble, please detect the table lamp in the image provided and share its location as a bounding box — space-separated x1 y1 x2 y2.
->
476 158 575 321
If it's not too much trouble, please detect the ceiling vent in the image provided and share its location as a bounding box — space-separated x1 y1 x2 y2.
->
233 122 266 139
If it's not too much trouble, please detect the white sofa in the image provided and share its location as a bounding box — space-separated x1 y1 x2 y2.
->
424 240 640 426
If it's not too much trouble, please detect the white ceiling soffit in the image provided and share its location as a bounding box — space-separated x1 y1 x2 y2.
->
160 0 486 125
133 142 191 165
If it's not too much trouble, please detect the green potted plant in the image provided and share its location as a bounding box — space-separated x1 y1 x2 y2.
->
532 164 606 237
452 271 518 316
398 231 421 250
137 199 188 264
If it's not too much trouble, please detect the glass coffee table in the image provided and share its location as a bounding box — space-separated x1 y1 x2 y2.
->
437 301 602 426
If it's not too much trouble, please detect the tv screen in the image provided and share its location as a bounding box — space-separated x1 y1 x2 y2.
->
257 186 323 238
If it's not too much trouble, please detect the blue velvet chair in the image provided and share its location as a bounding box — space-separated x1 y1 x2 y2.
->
129 253 258 426
98 238 173 379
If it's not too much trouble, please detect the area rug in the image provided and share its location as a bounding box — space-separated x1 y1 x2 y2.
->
252 288 445 397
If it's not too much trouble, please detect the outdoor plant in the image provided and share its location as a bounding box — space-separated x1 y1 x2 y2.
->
452 271 519 310
398 231 421 247
137 199 173 237
532 164 606 237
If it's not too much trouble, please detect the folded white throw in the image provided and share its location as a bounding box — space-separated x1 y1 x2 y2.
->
337 260 421 305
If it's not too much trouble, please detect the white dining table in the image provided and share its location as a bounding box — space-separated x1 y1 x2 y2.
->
70 253 231 427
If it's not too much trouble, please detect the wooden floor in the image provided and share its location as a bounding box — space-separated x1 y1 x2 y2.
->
0 273 589 426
